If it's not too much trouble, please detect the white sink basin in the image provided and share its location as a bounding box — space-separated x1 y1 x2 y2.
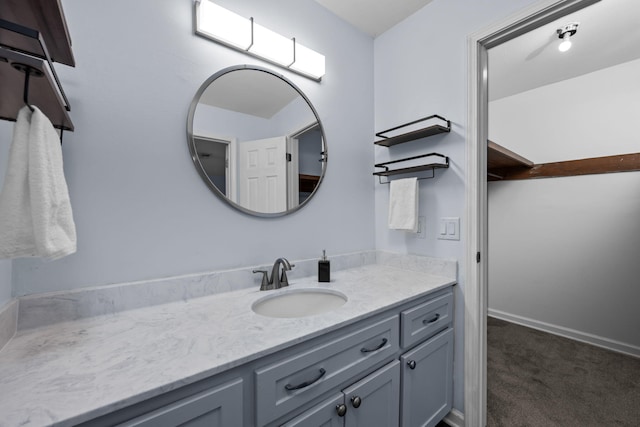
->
252 288 347 318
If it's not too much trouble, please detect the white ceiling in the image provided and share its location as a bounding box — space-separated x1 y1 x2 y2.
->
489 0 640 101
313 0 640 101
313 0 434 37
200 70 299 119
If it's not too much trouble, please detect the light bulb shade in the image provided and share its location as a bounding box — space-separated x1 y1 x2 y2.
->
196 0 252 50
291 43 326 79
558 34 572 52
249 24 294 66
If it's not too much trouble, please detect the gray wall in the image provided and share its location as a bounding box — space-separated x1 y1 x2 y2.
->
0 260 10 308
372 0 539 413
3 0 375 295
489 58 640 163
488 59 640 355
488 173 640 352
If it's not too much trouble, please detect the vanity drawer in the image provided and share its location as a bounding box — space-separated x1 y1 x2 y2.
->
255 315 399 426
401 291 453 349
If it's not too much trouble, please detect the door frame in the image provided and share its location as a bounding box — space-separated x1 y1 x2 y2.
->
464 0 600 425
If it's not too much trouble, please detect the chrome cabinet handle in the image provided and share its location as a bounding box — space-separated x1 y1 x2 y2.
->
407 360 417 370
423 313 440 325
351 396 362 408
336 404 347 417
284 368 326 391
360 337 388 353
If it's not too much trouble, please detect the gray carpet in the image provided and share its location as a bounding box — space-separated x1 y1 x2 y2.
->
487 316 640 426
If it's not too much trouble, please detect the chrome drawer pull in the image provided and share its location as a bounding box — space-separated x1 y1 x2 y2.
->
423 313 440 325
360 337 388 353
284 368 326 391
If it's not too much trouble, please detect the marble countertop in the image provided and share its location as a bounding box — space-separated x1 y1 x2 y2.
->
0 263 455 427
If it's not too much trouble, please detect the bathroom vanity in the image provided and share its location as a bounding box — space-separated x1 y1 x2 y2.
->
0 254 456 427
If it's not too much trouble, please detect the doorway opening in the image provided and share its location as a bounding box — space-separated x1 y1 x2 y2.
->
465 0 607 425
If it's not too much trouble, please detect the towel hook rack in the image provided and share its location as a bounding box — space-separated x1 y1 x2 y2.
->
12 62 43 113
373 152 450 184
10 62 64 144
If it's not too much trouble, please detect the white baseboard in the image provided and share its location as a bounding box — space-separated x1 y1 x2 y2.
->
443 408 464 427
488 309 640 359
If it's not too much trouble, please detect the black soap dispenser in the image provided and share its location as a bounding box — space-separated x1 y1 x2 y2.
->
318 250 330 282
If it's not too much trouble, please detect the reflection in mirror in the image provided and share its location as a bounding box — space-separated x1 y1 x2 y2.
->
187 65 326 217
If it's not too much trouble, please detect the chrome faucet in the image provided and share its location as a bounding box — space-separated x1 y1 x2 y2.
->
253 258 295 291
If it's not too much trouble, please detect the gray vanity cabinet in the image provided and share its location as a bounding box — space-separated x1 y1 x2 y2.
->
343 360 400 427
82 286 454 427
116 378 243 427
255 316 399 426
282 360 400 427
400 328 453 427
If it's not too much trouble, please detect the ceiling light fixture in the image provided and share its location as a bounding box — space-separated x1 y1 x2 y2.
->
557 22 579 53
194 0 325 81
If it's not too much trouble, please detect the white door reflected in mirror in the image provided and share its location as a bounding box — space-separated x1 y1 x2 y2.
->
187 65 327 217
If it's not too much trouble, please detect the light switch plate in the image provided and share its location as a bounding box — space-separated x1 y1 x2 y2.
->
438 217 460 240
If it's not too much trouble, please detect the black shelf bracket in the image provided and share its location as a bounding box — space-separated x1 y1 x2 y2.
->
375 115 451 147
373 152 449 184
0 19 71 112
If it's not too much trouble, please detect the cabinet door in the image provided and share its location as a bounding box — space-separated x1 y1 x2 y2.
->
400 328 453 427
281 394 345 427
118 378 243 427
255 316 399 426
343 360 400 427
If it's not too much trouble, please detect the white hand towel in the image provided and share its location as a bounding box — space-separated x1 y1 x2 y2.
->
388 177 418 232
0 106 76 260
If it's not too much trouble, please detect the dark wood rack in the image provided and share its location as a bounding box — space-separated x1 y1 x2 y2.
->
0 0 74 66
0 1 74 132
0 47 73 131
374 115 451 147
487 140 533 180
488 140 640 181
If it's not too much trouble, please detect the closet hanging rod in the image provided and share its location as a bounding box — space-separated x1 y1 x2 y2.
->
0 18 70 111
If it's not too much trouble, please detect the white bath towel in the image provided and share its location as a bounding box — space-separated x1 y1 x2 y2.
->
0 106 76 260
388 177 418 232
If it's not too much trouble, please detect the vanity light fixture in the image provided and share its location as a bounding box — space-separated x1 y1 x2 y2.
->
194 0 326 81
557 22 579 52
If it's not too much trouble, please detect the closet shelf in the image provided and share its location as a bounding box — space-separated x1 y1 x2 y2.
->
487 140 533 180
0 0 74 66
373 152 449 183
374 115 451 147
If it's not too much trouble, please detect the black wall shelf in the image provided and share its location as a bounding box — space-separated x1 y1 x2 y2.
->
373 153 449 184
373 115 451 183
0 0 75 66
0 47 73 131
0 0 74 132
374 114 451 147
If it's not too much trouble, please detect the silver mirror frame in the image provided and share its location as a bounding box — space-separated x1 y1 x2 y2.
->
186 65 327 218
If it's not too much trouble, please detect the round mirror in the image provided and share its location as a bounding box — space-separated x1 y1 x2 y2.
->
187 65 327 217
